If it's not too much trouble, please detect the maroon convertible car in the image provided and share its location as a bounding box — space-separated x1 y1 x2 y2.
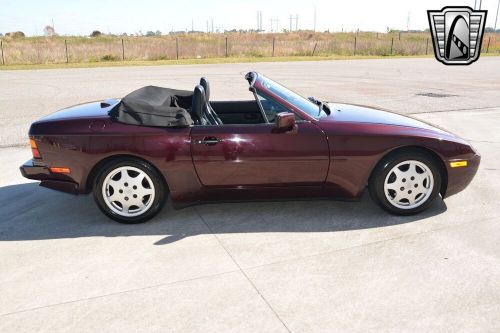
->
21 72 480 223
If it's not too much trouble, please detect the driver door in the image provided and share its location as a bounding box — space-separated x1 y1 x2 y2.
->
190 96 329 187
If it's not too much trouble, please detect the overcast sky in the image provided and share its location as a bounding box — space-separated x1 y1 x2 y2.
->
1 0 497 36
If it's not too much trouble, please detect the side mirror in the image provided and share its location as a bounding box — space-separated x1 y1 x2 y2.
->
275 112 297 133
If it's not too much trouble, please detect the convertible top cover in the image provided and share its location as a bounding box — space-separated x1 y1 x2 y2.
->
109 86 194 127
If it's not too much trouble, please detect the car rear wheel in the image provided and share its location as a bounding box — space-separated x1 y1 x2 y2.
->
369 151 442 215
93 158 166 223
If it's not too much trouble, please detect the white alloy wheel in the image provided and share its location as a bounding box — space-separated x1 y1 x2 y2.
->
102 166 156 217
383 160 434 210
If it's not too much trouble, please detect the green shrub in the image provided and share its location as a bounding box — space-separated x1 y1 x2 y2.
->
6 31 25 38
101 54 117 61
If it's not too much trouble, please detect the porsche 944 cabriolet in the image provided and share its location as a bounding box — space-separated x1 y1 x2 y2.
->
20 72 480 223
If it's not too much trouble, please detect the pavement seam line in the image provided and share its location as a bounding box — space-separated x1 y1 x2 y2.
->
241 214 500 273
466 139 500 144
409 106 500 115
0 268 241 318
194 207 292 333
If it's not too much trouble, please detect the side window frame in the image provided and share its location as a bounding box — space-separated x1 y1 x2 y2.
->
253 90 305 124
252 90 270 123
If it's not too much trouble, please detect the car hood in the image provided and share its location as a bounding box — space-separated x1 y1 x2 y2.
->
36 99 120 123
321 103 450 134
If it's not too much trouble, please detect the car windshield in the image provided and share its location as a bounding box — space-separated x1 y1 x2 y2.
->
259 76 328 118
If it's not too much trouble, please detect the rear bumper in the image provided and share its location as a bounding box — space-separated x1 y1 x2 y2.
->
444 153 481 198
20 159 79 194
19 159 50 179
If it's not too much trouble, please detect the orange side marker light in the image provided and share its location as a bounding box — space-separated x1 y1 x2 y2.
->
49 167 71 174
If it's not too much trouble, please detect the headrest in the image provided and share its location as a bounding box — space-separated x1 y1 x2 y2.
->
199 77 210 101
192 85 206 120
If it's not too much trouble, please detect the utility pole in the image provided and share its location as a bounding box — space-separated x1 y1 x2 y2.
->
261 11 264 31
270 18 279 32
288 14 298 31
296 14 299 30
479 0 482 9
257 10 264 31
495 0 500 31
313 7 317 32
211 18 214 33
191 19 194 32
257 11 264 31
474 0 477 10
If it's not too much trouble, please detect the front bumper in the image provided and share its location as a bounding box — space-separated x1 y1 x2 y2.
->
20 159 79 194
444 153 481 198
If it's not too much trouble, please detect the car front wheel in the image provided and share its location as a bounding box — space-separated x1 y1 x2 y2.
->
94 158 166 223
369 151 442 215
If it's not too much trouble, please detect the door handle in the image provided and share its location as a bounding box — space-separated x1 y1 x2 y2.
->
196 137 222 146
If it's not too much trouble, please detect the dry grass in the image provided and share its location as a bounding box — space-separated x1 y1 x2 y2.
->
2 55 436 71
0 31 498 66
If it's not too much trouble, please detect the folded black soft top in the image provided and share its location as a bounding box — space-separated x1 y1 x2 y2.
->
109 85 194 127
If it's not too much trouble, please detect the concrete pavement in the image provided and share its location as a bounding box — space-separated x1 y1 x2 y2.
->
0 59 499 332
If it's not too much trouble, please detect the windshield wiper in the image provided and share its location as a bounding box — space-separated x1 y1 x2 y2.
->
308 96 320 104
322 103 331 114
308 96 330 116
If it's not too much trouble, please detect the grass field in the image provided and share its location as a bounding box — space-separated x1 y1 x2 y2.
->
1 31 498 68
1 55 439 70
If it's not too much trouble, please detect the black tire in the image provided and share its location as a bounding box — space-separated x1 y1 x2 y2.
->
369 150 442 215
93 157 167 224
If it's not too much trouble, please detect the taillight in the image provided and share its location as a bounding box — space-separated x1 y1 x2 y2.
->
30 138 41 159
